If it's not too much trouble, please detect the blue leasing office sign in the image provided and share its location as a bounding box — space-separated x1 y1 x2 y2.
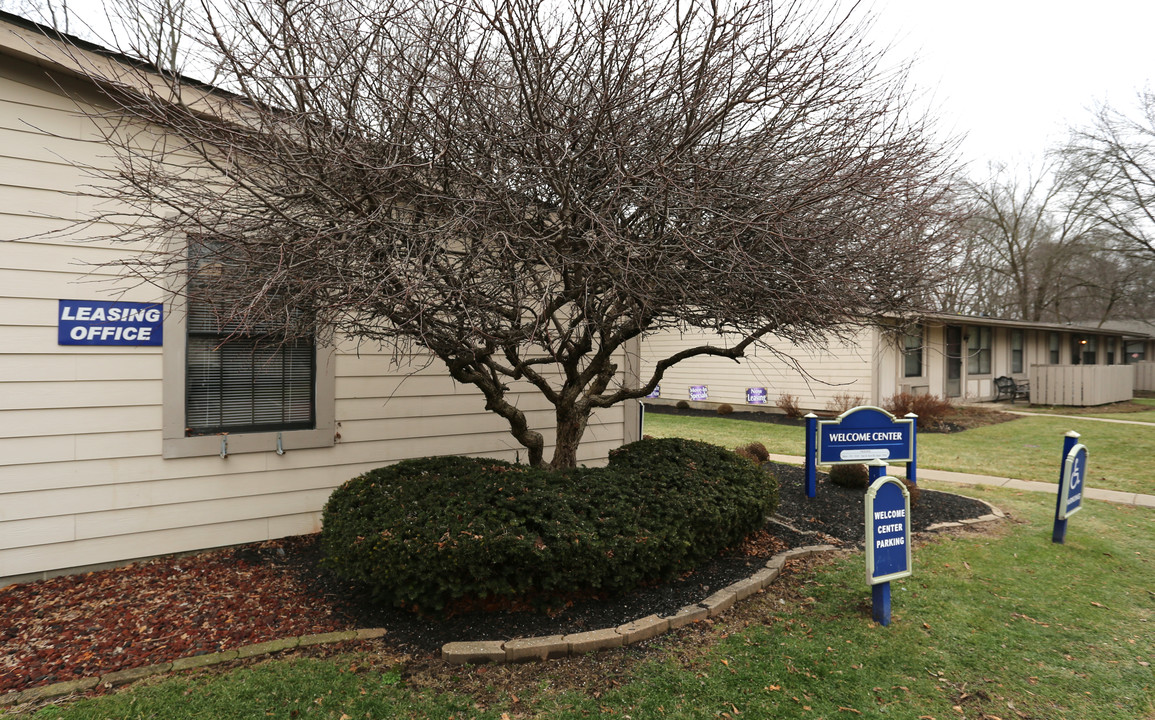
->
1057 443 1088 520
58 300 164 346
746 387 768 404
818 406 913 464
865 476 912 584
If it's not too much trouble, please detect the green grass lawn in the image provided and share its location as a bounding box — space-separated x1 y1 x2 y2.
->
644 412 1155 495
29 487 1155 719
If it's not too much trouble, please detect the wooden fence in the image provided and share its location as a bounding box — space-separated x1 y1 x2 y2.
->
1133 362 1155 392
1028 365 1134 406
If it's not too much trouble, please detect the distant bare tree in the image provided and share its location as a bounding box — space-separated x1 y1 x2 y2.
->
1064 90 1155 259
1 0 72 32
103 0 190 74
5 0 202 78
1060 241 1155 324
71 0 959 468
954 164 1098 321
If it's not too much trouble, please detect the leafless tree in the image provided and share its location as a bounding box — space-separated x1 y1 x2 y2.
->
1 0 72 32
1059 241 1155 324
1064 89 1155 259
952 164 1098 322
70 0 959 468
102 0 192 75
5 0 201 77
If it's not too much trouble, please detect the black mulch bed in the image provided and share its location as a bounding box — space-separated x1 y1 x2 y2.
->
296 462 993 655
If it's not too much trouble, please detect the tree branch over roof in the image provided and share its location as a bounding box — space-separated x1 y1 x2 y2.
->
58 0 960 468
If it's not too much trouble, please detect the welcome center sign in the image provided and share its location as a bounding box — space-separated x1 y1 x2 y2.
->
818 406 913 464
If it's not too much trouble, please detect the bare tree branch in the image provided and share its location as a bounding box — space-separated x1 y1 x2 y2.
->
61 0 960 468
1063 89 1155 259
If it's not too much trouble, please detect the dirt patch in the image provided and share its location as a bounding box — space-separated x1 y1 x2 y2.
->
939 405 1020 430
1023 400 1155 415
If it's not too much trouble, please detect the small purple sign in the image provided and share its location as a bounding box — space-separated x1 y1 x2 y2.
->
646 385 661 399
746 387 768 404
689 385 708 401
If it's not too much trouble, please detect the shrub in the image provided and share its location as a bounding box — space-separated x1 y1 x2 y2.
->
321 440 778 614
716 403 734 416
903 477 921 507
825 393 865 415
883 391 953 429
827 463 869 489
775 393 803 418
675 400 690 410
735 441 770 463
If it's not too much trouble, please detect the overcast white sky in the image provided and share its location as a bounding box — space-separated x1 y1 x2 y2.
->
52 0 1155 180
868 0 1155 179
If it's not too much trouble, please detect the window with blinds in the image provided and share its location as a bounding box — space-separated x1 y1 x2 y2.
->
185 246 316 436
966 326 991 375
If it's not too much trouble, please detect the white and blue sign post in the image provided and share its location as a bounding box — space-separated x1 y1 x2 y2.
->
865 466 912 627
905 413 918 485
805 406 915 499
804 413 819 498
1052 431 1088 544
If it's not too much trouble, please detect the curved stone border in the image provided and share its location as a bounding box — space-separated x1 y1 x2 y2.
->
442 544 839 665
922 496 1006 533
0 628 387 708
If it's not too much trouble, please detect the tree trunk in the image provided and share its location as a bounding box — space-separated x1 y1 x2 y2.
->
549 410 589 470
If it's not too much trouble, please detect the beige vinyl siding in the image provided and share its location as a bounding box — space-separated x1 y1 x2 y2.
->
0 39 632 584
641 328 878 412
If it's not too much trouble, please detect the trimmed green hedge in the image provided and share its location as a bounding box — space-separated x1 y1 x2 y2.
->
320 438 778 613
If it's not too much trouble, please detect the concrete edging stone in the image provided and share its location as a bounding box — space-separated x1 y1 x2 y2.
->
438 497 1010 666
443 543 841 665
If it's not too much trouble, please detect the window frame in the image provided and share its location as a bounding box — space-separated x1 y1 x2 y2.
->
1010 329 1024 374
1125 339 1147 363
902 325 924 378
1082 335 1098 365
162 266 335 460
967 326 992 375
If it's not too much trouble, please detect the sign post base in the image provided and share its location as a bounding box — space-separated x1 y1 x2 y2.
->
872 582 891 626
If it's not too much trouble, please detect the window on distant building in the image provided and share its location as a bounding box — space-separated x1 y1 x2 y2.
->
1011 329 1024 374
967 326 991 375
903 325 923 378
1049 332 1061 364
1125 340 1147 363
1081 336 1098 366
1106 337 1116 365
